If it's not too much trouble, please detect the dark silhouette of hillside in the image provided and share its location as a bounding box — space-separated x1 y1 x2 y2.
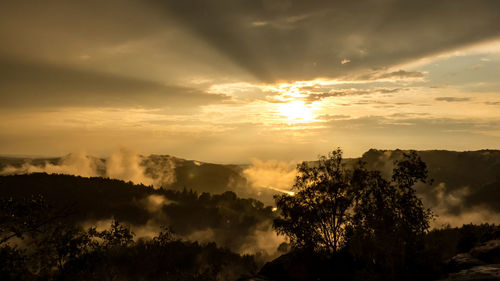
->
0 173 277 255
2 149 500 215
2 149 500 280
1 196 257 280
255 149 500 281
360 149 500 216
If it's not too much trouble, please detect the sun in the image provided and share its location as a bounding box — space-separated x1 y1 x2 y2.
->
277 101 317 122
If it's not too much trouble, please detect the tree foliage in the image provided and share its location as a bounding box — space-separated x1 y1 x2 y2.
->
273 148 433 264
0 195 258 281
274 148 354 253
348 151 432 280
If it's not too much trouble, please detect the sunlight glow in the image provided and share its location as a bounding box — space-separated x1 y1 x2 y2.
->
277 101 316 122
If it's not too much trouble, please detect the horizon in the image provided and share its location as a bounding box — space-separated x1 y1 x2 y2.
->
2 147 500 165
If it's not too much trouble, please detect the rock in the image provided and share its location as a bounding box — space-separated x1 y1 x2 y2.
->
257 250 355 281
471 240 500 264
440 264 500 281
258 251 310 281
237 275 274 281
439 240 500 280
447 253 485 272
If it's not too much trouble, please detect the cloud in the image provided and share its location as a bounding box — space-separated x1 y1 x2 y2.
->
2 0 498 83
154 0 500 81
325 115 500 134
341 59 351 65
141 194 175 213
252 21 269 27
0 57 228 110
303 87 406 103
318 114 351 121
435 97 472 102
106 148 155 186
378 88 407 94
421 182 500 228
432 208 500 228
238 221 286 258
0 148 177 189
304 89 370 102
485 101 500 105
355 69 425 81
141 155 177 188
0 152 105 178
378 70 425 79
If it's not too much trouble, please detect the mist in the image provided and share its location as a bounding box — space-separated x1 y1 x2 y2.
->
242 159 297 195
3 149 500 230
0 148 176 188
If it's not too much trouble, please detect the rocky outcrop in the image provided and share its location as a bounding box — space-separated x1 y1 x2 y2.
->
447 253 485 272
237 275 273 281
444 265 500 281
470 240 500 264
439 240 500 281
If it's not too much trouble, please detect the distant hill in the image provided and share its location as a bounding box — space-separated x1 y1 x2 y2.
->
2 149 500 226
0 153 275 204
359 149 500 226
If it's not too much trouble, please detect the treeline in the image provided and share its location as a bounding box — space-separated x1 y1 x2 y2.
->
0 195 257 281
0 173 277 254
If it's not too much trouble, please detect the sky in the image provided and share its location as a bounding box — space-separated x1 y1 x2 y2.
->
1 0 500 163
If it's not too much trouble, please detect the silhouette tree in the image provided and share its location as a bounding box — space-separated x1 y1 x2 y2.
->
348 151 432 280
0 195 51 245
90 219 134 249
273 148 432 262
274 148 355 253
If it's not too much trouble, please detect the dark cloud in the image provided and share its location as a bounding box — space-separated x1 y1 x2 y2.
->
304 88 405 103
305 93 335 102
378 88 407 94
435 97 472 102
0 57 228 109
355 69 425 80
485 101 500 105
377 70 425 79
155 0 500 81
299 86 335 93
0 0 167 56
1 1 498 83
305 90 369 102
389 112 430 118
317 114 351 121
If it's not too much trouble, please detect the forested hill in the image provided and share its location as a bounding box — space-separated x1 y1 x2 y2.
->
0 154 248 195
361 149 500 189
359 149 500 225
3 151 500 280
0 173 278 255
2 149 500 226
